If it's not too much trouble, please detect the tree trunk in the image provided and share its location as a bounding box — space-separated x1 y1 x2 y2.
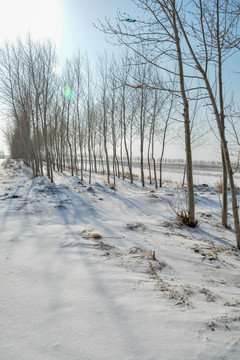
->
172 5 195 225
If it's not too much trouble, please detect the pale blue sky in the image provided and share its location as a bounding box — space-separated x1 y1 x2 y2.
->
57 0 139 61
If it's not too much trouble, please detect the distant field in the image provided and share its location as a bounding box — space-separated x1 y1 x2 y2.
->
1 157 240 188
130 164 240 188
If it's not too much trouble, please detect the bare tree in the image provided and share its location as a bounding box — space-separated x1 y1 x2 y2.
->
97 53 111 183
159 93 174 188
173 0 240 247
97 0 197 224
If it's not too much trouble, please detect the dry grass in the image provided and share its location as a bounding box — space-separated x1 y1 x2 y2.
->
164 179 174 184
177 210 198 228
124 171 139 179
2 158 12 169
90 233 102 239
13 166 21 171
119 171 138 179
215 181 239 194
199 212 213 219
199 288 216 302
2 159 21 171
163 178 185 188
129 247 156 260
215 181 223 193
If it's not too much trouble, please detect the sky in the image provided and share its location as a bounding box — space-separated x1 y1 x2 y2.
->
0 0 136 155
0 0 239 162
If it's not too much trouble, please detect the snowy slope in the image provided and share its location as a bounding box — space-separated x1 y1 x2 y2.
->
0 160 240 360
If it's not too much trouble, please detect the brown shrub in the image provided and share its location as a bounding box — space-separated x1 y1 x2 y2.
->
90 233 102 239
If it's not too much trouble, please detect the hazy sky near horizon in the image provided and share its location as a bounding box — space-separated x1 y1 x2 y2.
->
0 0 239 161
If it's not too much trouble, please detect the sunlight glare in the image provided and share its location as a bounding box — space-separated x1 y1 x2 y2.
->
0 0 62 44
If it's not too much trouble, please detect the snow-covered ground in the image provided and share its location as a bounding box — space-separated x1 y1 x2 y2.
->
0 159 240 360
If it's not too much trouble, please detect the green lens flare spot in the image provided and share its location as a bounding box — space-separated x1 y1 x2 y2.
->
63 86 73 100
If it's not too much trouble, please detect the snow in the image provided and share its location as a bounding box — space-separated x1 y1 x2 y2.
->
0 159 240 360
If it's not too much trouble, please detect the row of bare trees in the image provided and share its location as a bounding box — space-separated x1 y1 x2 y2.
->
97 0 240 247
0 0 240 248
0 37 177 186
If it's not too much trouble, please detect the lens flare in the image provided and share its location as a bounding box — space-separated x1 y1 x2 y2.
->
51 63 61 75
63 86 73 100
